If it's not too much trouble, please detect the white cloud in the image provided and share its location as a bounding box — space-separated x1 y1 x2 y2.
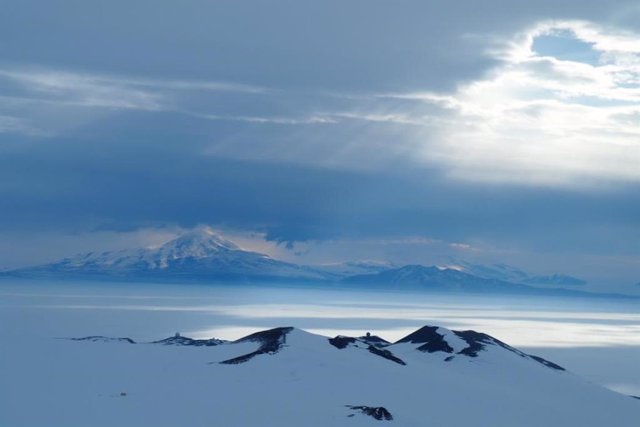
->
0 68 166 111
3 21 639 187
200 113 336 125
0 66 270 121
0 114 43 136
0 66 275 137
393 21 640 187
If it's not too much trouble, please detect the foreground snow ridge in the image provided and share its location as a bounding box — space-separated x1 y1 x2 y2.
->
47 325 640 426
69 325 563 370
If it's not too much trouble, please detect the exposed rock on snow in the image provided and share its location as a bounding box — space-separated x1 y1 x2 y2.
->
390 326 565 370
396 325 455 354
219 326 294 365
528 355 565 371
328 335 357 349
359 334 390 347
451 330 565 370
329 335 406 365
366 345 406 366
69 336 136 344
152 334 226 347
346 405 393 421
69 334 229 347
70 325 564 372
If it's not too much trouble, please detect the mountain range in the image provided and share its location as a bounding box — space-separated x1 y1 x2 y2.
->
447 259 587 286
5 324 637 426
2 228 617 297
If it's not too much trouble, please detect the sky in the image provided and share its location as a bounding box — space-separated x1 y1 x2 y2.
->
0 1 639 288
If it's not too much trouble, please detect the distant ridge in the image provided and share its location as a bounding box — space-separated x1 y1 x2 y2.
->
342 264 634 298
343 264 532 293
2 229 636 299
447 259 587 286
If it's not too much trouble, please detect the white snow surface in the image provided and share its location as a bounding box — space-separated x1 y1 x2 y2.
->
2 325 638 427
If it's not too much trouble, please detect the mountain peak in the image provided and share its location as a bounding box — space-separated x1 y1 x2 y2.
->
158 228 240 257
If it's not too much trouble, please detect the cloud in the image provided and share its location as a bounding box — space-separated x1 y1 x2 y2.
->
0 114 42 136
0 66 274 137
8 20 638 189
398 20 640 187
0 67 266 102
0 68 166 111
200 113 336 125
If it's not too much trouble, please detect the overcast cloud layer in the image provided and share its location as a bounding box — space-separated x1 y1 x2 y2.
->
1 1 639 287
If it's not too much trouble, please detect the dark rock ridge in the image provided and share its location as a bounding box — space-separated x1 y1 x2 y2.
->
69 336 136 344
152 334 226 347
219 327 294 365
359 334 390 347
329 335 406 365
346 405 393 421
452 330 566 370
68 334 228 347
69 325 564 372
367 345 406 366
453 330 497 357
395 326 565 371
528 355 565 371
328 336 357 349
396 326 454 354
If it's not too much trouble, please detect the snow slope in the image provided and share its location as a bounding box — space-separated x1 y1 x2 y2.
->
2 325 638 426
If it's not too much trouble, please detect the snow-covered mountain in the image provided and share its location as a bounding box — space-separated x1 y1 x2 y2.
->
314 260 398 277
341 265 610 297
524 273 587 286
344 264 535 293
6 228 332 282
5 324 637 426
447 259 587 286
3 230 613 297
